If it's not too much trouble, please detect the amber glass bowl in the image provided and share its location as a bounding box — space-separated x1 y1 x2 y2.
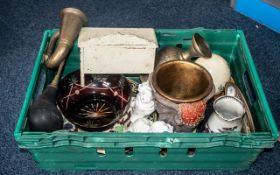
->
56 70 132 131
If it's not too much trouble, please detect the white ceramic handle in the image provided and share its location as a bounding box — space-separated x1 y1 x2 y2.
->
225 85 236 97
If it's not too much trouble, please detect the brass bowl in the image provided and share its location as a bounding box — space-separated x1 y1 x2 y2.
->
151 60 213 103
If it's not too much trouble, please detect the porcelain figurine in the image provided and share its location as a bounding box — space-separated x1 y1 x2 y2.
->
130 82 155 123
195 53 231 94
149 121 173 133
127 118 153 132
205 84 245 133
127 118 173 133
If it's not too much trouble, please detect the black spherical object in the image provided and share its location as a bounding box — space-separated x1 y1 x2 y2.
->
28 86 63 132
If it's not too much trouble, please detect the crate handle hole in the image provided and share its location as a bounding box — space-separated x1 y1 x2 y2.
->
243 71 257 105
124 147 134 157
187 148 196 157
159 148 168 157
176 44 183 48
97 148 106 157
19 148 29 153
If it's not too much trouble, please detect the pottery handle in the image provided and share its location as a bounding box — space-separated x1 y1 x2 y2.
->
225 84 236 97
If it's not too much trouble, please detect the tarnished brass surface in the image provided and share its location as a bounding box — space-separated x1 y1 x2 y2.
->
151 60 213 103
28 8 88 132
183 33 212 60
155 47 184 66
44 8 88 69
154 33 212 68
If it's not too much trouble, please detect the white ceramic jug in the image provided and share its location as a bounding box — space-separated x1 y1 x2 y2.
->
205 84 245 133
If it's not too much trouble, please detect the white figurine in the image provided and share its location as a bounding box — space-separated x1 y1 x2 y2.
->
127 82 173 133
127 118 173 133
130 82 155 123
149 121 173 133
127 118 152 132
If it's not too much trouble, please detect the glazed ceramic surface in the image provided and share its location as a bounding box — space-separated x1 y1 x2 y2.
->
127 118 173 133
149 121 173 133
130 82 155 123
225 82 255 132
195 53 231 94
56 70 132 131
205 94 245 133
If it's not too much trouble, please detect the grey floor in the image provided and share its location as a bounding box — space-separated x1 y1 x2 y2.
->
1 0 280 174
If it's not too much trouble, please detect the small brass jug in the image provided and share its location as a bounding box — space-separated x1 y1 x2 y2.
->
154 33 212 67
140 33 212 82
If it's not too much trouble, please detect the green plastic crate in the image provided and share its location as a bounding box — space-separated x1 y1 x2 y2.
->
14 28 279 171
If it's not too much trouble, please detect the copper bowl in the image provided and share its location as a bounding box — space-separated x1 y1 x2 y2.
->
151 60 213 103
57 70 132 131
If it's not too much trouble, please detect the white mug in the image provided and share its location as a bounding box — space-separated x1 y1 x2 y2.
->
205 85 245 133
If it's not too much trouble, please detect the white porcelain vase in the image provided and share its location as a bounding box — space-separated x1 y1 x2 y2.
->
195 53 231 94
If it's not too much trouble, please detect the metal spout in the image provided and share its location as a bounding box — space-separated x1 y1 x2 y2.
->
182 33 212 60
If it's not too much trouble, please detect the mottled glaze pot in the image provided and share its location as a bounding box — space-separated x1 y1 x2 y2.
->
56 70 132 131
